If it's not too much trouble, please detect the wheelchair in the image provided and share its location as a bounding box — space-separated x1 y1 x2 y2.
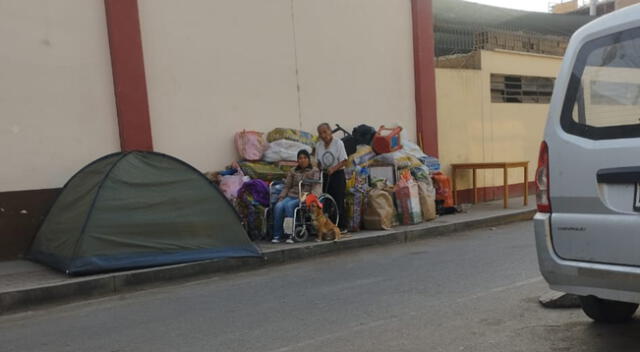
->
267 174 339 242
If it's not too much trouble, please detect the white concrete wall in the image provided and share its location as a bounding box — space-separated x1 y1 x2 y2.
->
293 0 417 136
0 0 417 191
138 0 301 170
139 0 416 172
0 0 120 192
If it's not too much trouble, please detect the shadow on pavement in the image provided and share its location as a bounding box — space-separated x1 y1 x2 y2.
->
533 318 640 351
581 319 640 351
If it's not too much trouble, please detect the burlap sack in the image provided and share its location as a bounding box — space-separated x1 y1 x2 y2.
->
417 181 437 221
363 186 395 230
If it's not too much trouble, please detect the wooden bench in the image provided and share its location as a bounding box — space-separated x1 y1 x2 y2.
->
450 162 529 209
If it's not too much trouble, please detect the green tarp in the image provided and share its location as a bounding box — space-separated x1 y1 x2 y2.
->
28 151 261 275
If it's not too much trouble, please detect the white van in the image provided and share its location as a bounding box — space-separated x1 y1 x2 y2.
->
535 4 640 323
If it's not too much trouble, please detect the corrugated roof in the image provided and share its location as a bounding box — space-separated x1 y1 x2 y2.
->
435 0 593 35
434 0 594 56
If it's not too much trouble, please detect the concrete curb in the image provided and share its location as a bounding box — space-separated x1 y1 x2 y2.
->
0 208 535 315
539 290 581 309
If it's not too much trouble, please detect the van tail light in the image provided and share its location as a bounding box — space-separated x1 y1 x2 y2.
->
536 141 551 213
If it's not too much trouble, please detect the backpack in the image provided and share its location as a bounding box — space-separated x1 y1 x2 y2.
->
352 124 376 146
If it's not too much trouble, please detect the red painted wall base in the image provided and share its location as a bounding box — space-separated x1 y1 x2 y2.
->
0 188 60 260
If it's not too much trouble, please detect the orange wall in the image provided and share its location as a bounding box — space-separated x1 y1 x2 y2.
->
436 50 563 193
552 1 578 13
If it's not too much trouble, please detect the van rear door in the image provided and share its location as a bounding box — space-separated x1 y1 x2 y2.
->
550 26 640 266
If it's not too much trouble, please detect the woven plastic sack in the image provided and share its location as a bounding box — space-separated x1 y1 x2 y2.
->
348 145 376 168
235 130 267 161
345 171 369 232
368 149 422 169
263 140 312 162
394 171 422 225
417 181 437 221
238 161 288 182
266 128 317 148
346 186 367 232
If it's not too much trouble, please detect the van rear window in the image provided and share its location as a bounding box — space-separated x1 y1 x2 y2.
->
562 27 640 139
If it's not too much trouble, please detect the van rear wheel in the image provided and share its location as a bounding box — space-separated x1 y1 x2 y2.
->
579 295 638 323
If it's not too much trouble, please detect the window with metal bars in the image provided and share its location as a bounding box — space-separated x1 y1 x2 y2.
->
491 74 555 103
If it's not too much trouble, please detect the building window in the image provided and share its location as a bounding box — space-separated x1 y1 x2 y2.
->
491 74 555 103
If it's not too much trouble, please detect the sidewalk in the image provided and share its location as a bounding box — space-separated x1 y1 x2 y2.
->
0 196 536 314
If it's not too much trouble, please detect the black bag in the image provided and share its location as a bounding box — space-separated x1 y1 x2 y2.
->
352 124 376 146
342 135 357 156
333 124 357 156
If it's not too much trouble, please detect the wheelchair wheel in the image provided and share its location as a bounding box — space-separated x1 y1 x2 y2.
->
292 225 308 242
291 207 309 242
318 194 339 227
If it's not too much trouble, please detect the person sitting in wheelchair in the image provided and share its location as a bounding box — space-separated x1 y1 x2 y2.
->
272 149 321 243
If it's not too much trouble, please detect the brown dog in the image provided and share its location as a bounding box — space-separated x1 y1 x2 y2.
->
310 202 341 241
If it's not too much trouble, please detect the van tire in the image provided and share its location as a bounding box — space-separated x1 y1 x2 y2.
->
579 295 638 323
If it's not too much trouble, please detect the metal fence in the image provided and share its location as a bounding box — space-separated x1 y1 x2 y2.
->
434 22 570 57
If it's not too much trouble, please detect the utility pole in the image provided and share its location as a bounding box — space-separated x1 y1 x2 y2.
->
590 0 597 16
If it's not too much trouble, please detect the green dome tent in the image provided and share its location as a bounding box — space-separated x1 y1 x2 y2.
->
28 151 261 275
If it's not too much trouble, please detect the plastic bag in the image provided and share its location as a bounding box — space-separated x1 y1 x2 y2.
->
403 140 427 160
400 132 440 171
410 165 431 183
269 181 285 205
432 171 454 208
420 155 441 172
394 170 422 225
236 179 270 240
220 169 249 201
235 130 267 161
263 140 312 162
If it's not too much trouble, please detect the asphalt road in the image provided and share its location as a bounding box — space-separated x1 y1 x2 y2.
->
1 221 639 352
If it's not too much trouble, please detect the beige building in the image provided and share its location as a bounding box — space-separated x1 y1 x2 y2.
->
552 0 640 14
436 49 562 202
